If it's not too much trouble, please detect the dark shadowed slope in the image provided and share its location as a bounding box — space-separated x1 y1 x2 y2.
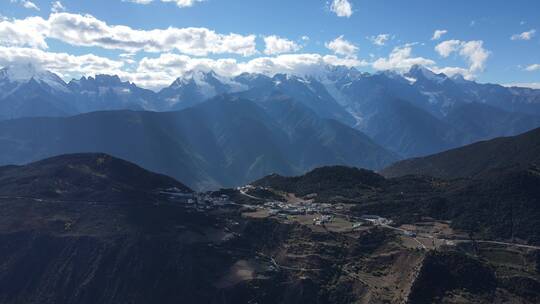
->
253 166 386 202
381 127 540 179
0 153 191 202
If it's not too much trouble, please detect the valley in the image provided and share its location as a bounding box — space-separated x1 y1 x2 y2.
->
0 152 538 303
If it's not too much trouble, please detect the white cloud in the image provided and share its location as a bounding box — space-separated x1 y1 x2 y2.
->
51 1 66 13
131 53 367 89
330 0 353 18
23 1 39 10
431 29 447 40
511 29 536 41
435 39 462 57
503 82 540 89
0 46 125 80
123 0 204 7
123 0 153 3
162 0 204 7
10 0 40 10
369 34 390 46
525 64 540 71
0 13 258 56
241 53 367 76
325 35 358 57
372 45 435 72
0 16 49 49
459 40 490 72
0 47 368 90
432 66 473 80
435 39 490 72
263 35 301 55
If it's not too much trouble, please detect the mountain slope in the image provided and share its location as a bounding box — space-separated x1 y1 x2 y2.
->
0 153 191 202
0 96 397 190
444 102 540 144
236 73 356 126
253 166 386 202
252 95 397 169
381 127 540 179
361 98 464 157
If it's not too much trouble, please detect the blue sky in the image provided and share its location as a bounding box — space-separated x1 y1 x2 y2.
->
0 0 539 89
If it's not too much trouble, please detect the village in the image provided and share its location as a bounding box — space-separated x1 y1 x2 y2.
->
161 185 393 228
160 187 235 211
161 185 463 250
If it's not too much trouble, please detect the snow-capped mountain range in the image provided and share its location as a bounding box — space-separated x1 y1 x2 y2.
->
1 62 540 158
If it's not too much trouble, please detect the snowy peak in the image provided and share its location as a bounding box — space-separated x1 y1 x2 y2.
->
322 65 364 82
450 73 471 85
170 70 227 88
406 65 448 84
0 63 69 93
0 63 65 85
164 70 246 101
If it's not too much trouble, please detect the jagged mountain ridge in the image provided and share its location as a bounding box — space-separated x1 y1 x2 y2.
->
1 63 540 158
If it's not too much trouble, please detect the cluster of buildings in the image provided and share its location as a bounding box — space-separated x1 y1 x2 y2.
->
313 215 333 226
263 201 343 217
161 186 395 232
160 187 233 211
356 215 393 226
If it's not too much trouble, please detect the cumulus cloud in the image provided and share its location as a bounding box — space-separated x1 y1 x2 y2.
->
123 0 204 7
435 39 490 72
511 29 536 41
525 64 540 71
330 0 353 18
432 66 473 79
325 35 358 57
10 0 40 11
51 1 66 13
0 44 370 90
0 46 125 79
0 16 49 48
131 52 367 88
460 41 490 72
263 35 301 55
431 29 447 40
435 39 462 57
369 34 390 46
0 13 257 56
372 45 435 72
